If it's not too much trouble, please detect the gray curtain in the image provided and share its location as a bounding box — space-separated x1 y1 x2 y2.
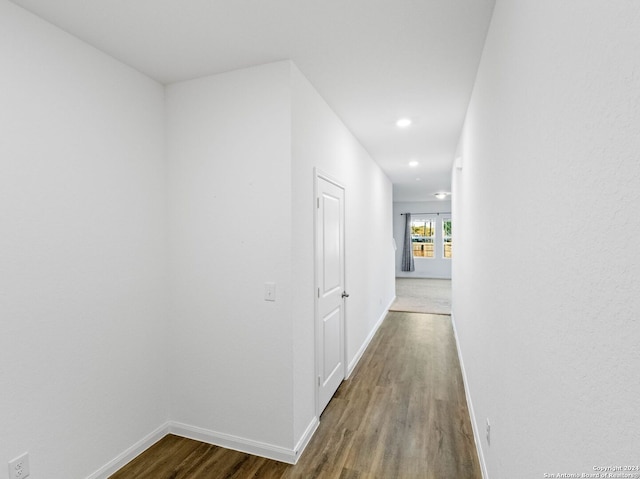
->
401 213 415 272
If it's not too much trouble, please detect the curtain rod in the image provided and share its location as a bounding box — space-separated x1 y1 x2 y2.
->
400 212 451 216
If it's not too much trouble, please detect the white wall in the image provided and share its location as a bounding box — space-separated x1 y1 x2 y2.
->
393 201 452 279
453 1 640 477
166 62 295 450
166 61 395 457
1 4 395 471
291 64 396 444
0 2 168 478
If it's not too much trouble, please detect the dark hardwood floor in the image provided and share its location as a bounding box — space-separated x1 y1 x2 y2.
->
109 312 481 479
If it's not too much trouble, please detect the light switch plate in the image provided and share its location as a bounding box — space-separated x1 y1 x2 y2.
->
264 282 276 302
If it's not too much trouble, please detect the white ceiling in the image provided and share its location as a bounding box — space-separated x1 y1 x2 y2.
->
10 0 495 202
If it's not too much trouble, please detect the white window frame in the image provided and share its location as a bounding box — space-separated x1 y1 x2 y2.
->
411 216 436 259
442 216 452 260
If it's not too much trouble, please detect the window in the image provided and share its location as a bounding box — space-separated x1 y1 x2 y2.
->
443 218 452 258
411 218 435 258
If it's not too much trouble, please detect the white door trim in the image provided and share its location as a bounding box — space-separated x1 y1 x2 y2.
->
314 168 347 418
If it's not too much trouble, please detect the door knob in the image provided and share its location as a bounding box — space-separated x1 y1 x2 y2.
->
342 291 350 298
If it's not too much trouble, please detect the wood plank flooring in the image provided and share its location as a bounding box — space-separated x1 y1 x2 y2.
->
109 312 481 479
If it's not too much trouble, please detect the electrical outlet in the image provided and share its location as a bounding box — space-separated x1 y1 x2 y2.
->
8 452 30 479
486 418 491 446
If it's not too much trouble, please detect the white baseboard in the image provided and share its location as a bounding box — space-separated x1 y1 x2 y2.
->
88 299 397 478
346 296 394 378
169 421 298 464
87 416 320 478
86 422 170 479
451 314 488 479
293 416 319 463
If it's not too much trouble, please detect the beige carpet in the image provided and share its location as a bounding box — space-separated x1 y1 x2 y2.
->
389 278 452 315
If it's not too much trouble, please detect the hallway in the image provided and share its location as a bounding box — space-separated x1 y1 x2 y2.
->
110 311 480 478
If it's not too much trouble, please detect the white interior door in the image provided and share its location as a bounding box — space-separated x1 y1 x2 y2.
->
316 173 346 416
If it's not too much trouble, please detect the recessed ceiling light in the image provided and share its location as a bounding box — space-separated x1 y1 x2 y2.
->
434 192 449 199
409 160 419 167
396 118 412 128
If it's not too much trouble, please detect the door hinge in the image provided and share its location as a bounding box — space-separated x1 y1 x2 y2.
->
318 376 321 387
318 288 320 298
317 197 320 208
